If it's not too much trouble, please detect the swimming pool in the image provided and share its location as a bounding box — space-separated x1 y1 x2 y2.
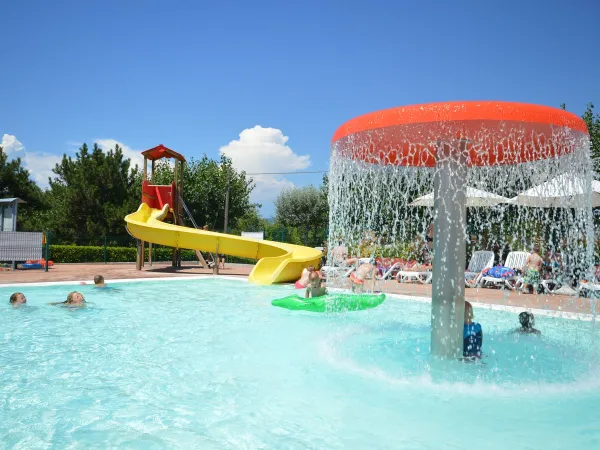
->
1 278 599 449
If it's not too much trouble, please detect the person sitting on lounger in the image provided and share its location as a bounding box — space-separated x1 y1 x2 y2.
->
295 266 315 289
350 259 378 292
514 311 541 335
306 271 327 298
521 244 543 294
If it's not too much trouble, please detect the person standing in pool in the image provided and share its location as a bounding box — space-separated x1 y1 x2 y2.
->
305 271 327 298
463 301 483 359
514 311 541 335
9 292 27 307
50 291 86 307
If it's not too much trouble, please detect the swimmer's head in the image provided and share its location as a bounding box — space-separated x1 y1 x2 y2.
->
519 311 534 329
66 291 85 305
10 292 26 305
94 275 105 286
464 301 474 322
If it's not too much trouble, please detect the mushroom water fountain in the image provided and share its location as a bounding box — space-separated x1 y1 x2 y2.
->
328 101 593 359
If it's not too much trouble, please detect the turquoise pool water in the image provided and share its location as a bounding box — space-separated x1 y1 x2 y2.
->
1 278 599 449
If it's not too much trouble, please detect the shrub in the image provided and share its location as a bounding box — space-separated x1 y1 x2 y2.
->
49 245 255 264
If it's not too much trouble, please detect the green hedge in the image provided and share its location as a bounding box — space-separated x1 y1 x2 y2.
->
49 245 255 264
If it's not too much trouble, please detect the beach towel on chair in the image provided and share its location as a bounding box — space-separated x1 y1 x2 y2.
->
483 266 515 278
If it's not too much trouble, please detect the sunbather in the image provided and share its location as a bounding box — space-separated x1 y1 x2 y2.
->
295 266 315 289
350 259 377 292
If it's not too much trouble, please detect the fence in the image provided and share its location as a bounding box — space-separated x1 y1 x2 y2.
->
0 231 44 268
40 227 328 265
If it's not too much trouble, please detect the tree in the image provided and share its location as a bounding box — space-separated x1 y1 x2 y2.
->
0 148 46 230
274 185 329 246
153 154 258 232
582 103 600 173
561 102 600 173
37 143 141 242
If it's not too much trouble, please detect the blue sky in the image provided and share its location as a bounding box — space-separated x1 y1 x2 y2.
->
1 0 599 216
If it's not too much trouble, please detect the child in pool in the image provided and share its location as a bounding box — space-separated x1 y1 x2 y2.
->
463 301 483 359
515 311 541 335
9 292 27 307
50 291 86 307
94 275 106 287
305 271 327 298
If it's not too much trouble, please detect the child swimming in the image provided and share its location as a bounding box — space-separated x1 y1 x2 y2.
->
9 292 27 307
50 291 86 307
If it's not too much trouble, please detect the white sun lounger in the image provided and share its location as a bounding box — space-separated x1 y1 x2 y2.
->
465 251 495 287
480 251 529 289
322 258 371 278
377 261 403 280
396 270 433 284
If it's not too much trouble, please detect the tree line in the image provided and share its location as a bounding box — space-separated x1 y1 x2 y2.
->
0 141 329 247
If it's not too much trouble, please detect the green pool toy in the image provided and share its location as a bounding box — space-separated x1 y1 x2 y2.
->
271 293 385 313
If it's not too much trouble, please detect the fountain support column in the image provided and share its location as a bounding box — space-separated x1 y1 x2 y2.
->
431 139 468 359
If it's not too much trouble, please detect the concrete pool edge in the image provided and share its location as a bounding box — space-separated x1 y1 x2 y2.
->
1 276 596 322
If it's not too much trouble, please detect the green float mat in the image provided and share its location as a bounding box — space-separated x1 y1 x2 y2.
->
272 293 385 313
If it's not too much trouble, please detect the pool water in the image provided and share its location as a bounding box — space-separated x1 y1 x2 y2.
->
1 278 599 449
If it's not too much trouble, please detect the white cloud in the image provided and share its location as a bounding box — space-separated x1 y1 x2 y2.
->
23 152 63 186
219 126 310 205
1 134 25 156
95 139 145 170
1 134 61 187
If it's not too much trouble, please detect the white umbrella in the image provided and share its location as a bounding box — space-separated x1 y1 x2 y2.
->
505 173 600 208
409 186 509 207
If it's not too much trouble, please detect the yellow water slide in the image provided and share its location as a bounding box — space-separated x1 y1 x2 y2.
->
125 203 323 285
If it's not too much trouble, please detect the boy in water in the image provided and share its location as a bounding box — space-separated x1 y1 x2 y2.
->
9 292 27 307
305 271 327 298
515 311 541 335
521 244 543 294
94 275 106 287
463 301 483 359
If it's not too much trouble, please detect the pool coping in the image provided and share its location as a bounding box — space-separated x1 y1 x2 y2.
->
1 276 596 322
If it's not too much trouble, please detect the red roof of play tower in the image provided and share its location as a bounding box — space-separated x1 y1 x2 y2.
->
141 144 186 162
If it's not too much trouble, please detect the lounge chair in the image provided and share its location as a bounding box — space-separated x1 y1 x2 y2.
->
479 251 529 289
322 258 370 279
465 251 495 287
376 258 403 280
396 261 433 284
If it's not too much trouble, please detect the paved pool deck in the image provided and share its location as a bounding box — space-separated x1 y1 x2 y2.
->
1 262 596 316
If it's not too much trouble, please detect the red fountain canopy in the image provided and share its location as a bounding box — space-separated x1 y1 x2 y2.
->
331 101 589 167
142 144 186 162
